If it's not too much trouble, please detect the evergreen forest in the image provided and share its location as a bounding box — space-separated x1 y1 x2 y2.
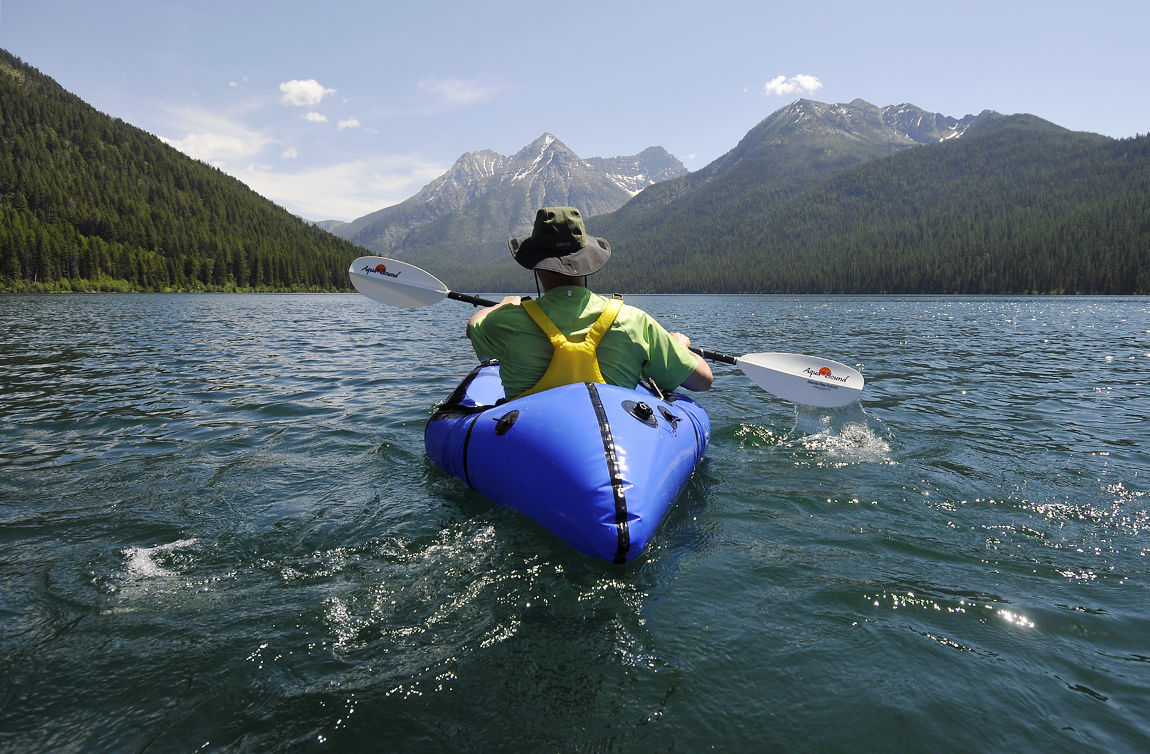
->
582 117 1150 295
1 50 362 293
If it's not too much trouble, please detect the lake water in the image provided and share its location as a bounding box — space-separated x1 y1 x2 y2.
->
1 293 1148 752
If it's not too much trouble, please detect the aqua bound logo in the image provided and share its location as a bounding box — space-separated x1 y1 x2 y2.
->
364 263 401 279
804 365 850 383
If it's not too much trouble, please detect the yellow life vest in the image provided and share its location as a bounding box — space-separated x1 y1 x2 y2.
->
517 295 624 397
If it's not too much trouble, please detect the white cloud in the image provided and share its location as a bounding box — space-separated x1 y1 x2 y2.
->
338 118 361 130
280 79 336 107
158 110 271 164
154 99 453 219
763 74 823 96
234 157 449 222
155 104 442 221
304 112 328 123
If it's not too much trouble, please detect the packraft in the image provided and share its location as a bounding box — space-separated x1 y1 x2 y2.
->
424 362 710 563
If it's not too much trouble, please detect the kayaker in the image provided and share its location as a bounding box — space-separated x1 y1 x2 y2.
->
467 206 713 398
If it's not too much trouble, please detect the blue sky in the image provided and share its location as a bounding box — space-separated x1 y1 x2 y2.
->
3 0 1147 222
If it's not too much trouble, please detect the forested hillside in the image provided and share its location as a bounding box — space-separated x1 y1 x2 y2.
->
458 116 1150 294
581 116 1150 294
0 50 363 292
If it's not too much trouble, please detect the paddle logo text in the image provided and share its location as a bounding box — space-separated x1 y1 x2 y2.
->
804 365 850 384
363 263 401 279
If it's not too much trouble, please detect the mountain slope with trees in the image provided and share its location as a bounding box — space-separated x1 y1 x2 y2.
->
457 106 1149 294
0 50 363 292
719 116 1150 294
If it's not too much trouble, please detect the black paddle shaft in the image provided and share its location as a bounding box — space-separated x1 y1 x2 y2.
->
448 291 533 307
448 291 496 307
691 347 738 366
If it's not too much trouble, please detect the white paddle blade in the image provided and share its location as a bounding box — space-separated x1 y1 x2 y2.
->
736 352 864 408
348 256 449 308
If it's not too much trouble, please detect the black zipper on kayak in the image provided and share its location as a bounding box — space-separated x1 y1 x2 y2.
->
587 382 630 564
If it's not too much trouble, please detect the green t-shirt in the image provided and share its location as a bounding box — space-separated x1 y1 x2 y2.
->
468 286 698 398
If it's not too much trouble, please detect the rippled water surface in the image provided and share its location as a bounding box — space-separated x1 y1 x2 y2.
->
2 294 1148 752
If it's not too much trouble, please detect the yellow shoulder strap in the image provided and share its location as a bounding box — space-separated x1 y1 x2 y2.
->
520 299 565 347
516 296 625 397
584 296 624 348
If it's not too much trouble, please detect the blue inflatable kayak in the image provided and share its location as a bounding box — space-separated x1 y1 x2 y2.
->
425 362 710 563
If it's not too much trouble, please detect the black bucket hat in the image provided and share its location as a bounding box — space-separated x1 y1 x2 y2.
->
508 207 611 276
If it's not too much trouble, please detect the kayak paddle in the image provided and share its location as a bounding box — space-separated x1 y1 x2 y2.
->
349 256 864 407
689 348 863 408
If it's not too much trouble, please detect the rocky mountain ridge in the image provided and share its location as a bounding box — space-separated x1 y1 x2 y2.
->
330 135 687 254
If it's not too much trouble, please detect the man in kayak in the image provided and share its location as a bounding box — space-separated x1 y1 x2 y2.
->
466 206 713 398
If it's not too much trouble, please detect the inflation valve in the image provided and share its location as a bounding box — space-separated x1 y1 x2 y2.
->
493 410 520 436
623 400 658 428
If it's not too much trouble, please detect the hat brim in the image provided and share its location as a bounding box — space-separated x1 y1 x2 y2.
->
508 236 612 276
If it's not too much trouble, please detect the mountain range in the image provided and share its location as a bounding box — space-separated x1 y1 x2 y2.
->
327 99 985 264
2 47 1147 295
329 135 686 256
388 97 1147 294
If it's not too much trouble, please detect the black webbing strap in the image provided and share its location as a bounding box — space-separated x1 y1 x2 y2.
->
586 383 630 563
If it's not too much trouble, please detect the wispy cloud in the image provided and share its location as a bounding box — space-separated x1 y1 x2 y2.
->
235 157 448 221
763 74 823 96
303 112 328 123
417 76 503 108
158 110 271 165
155 104 441 221
280 79 336 107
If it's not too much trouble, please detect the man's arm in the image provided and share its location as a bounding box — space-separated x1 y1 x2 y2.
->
669 332 713 391
466 295 522 339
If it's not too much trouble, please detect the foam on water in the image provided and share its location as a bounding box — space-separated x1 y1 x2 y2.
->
803 421 893 464
790 406 894 466
122 538 199 581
